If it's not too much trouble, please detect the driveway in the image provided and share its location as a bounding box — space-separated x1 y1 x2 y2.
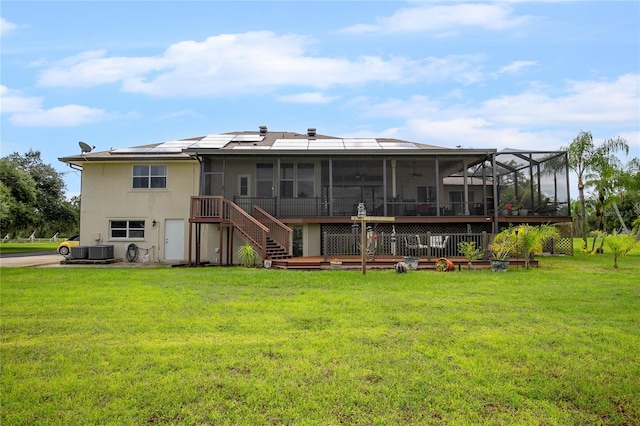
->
0 252 63 268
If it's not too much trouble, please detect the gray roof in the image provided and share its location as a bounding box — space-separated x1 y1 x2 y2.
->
59 128 494 165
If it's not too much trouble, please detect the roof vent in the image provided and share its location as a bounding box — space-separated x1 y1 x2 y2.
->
307 128 316 138
259 126 268 135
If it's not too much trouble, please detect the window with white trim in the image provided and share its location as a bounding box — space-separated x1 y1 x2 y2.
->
110 220 145 239
133 165 167 189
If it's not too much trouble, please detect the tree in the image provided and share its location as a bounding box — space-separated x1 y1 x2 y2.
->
0 150 78 237
603 231 637 269
563 131 628 251
514 224 560 269
0 158 38 236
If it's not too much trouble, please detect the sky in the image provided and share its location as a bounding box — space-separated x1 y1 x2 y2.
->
1 1 639 199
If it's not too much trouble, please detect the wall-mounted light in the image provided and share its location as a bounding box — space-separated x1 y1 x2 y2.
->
152 220 157 227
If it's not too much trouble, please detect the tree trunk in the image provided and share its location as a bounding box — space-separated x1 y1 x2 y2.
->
579 183 588 250
612 202 629 234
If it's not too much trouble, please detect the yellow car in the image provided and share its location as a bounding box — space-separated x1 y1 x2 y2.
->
57 235 80 255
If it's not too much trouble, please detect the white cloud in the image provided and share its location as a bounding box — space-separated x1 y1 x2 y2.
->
277 92 341 104
10 105 109 127
340 3 534 35
498 60 538 74
352 74 640 151
35 31 487 97
37 49 163 88
0 17 18 36
0 85 42 113
0 85 110 127
482 74 640 126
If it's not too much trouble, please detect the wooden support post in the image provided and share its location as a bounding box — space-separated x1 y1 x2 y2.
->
351 215 395 275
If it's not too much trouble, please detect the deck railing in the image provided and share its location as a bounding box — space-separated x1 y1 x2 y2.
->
190 196 269 259
252 205 292 255
231 196 508 218
323 231 493 260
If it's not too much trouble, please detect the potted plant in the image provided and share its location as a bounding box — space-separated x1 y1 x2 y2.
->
489 227 518 272
457 241 483 270
435 257 455 272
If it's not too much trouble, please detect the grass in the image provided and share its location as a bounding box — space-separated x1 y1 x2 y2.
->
1 244 639 424
0 241 59 254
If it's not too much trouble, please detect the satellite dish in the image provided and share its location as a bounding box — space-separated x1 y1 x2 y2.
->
79 141 94 153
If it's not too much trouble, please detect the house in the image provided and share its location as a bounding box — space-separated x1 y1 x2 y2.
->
59 127 572 266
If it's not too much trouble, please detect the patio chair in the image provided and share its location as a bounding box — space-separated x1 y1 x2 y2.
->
404 235 450 257
429 235 449 250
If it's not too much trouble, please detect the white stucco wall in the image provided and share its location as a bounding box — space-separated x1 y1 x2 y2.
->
78 160 200 263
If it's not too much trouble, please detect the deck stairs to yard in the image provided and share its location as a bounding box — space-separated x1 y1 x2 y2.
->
266 236 291 260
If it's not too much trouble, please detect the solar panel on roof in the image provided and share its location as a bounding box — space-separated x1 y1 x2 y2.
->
148 140 194 153
380 142 416 149
232 135 264 142
272 139 309 149
232 145 271 150
190 141 228 149
343 138 377 143
191 135 233 149
308 140 346 150
343 140 381 149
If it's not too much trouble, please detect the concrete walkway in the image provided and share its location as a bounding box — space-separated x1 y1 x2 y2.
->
0 253 63 267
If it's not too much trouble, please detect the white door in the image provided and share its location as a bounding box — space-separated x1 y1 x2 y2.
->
164 219 184 260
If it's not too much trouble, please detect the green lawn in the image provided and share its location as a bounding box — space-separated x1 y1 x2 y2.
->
0 241 59 254
1 249 639 425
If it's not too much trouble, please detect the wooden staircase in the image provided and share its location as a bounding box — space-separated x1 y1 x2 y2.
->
189 196 293 264
266 236 291 260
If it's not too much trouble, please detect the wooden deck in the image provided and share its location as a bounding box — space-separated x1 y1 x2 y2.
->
270 255 537 270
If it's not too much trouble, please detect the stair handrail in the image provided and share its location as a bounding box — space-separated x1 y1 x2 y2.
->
252 205 292 256
222 199 269 259
190 196 224 220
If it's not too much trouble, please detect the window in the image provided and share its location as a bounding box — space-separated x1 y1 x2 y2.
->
280 163 294 197
133 165 167 189
417 186 436 203
297 163 314 197
279 162 315 198
256 163 274 197
110 220 145 239
238 175 250 196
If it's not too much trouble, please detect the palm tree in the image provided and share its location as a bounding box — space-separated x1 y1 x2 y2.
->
563 131 628 251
